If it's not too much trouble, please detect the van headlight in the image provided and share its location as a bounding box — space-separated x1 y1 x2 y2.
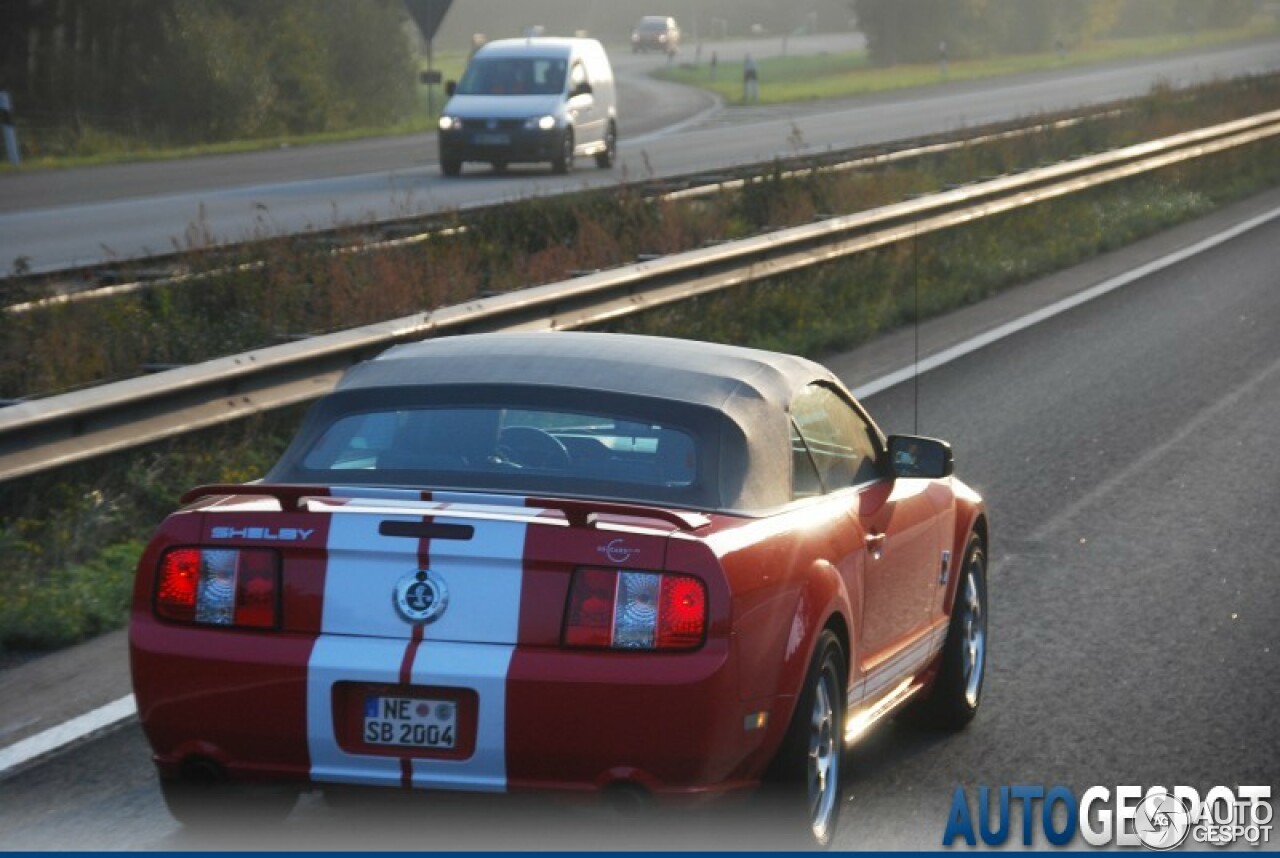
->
438 115 461 131
525 115 557 131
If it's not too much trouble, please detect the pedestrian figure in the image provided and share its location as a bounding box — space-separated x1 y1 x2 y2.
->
743 53 759 103
939 40 948 78
710 51 718 81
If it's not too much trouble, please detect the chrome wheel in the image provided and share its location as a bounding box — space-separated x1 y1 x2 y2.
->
896 532 987 730
764 629 845 848
961 555 987 708
808 667 840 844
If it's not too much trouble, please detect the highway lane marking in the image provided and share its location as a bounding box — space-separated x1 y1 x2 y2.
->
624 94 725 146
2 204 1278 778
0 694 136 776
1031 339 1280 542
851 205 1280 401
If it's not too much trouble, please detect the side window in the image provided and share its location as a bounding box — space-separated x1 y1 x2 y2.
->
569 62 587 93
790 384 881 492
791 422 823 499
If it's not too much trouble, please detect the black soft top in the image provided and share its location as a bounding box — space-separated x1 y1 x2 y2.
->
271 333 845 512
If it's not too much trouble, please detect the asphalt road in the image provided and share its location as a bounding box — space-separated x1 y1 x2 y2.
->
1 189 1276 850
2 38 1278 274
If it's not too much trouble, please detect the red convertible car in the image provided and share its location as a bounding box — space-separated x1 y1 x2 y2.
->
130 332 989 847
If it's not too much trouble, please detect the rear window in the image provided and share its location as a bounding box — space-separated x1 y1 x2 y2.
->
300 406 698 491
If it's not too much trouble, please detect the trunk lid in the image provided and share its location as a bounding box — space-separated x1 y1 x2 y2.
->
186 485 707 647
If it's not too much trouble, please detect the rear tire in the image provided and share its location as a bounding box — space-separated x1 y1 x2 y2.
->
441 158 462 177
899 533 988 730
762 629 846 849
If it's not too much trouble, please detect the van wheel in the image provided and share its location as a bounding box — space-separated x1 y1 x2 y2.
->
595 123 617 169
552 129 574 174
441 158 462 177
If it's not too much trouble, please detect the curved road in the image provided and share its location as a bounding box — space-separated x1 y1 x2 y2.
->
1 38 1278 274
1 186 1276 850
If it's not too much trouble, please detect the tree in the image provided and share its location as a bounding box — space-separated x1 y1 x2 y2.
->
1 0 418 150
1112 0 1254 35
852 0 1188 65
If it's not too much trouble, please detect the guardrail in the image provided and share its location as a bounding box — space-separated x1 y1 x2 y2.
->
2 109 1278 482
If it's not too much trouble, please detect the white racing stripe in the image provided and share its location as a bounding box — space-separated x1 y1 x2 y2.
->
10 207 1280 773
308 512 420 787
307 636 405 787
329 485 426 500
850 625 947 708
416 512 528 646
409 644 513 792
307 498 531 791
404 511 530 791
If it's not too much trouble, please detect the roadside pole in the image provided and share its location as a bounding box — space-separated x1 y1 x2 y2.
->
0 92 19 166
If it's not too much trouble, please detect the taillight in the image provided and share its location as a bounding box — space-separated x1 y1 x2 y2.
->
564 569 706 651
156 548 279 629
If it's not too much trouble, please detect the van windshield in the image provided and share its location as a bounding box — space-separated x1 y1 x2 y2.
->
457 57 567 96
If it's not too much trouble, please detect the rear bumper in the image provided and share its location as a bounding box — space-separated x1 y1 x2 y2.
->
131 620 780 799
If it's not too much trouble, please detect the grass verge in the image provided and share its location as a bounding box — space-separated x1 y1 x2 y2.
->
658 22 1278 105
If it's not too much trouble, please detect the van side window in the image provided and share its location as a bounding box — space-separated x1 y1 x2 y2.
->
569 62 588 94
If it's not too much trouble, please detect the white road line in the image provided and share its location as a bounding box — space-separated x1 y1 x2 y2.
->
3 203 1278 778
0 694 136 776
625 95 725 146
851 205 1280 401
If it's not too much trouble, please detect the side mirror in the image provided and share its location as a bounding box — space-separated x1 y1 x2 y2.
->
445 80 457 97
572 81 593 98
887 435 953 479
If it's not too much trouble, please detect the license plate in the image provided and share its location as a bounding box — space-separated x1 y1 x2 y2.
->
363 695 457 749
473 132 510 146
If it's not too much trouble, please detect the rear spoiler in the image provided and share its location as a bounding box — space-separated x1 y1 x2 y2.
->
179 484 712 533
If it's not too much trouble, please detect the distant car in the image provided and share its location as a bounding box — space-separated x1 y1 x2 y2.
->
631 15 680 55
130 333 989 848
437 37 617 176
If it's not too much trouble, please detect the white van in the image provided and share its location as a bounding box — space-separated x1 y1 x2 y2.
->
437 37 618 176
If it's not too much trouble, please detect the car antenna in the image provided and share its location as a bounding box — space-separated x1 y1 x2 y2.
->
912 223 921 435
